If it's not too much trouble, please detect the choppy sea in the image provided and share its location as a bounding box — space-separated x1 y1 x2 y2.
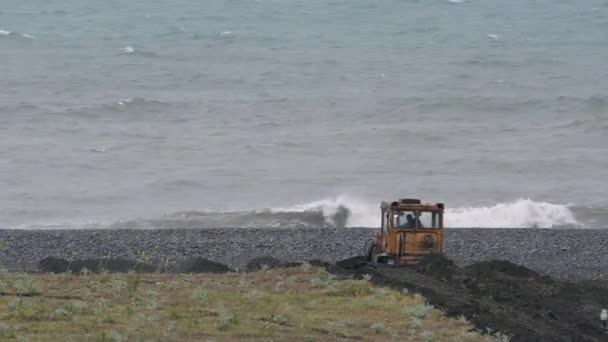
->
2 0 607 229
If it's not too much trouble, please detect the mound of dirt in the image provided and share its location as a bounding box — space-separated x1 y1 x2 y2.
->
330 255 608 342
72 258 156 274
39 257 70 273
463 259 546 279
308 259 331 268
169 257 233 274
246 257 301 272
334 256 369 270
414 253 460 282
39 257 156 274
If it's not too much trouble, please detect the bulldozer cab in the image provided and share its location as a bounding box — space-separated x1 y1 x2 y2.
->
368 199 444 266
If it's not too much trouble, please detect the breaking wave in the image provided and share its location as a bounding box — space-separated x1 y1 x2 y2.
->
126 197 579 229
445 199 578 228
267 197 579 228
8 197 583 229
0 29 35 39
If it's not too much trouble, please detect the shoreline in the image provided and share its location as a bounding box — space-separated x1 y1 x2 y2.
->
1 228 607 281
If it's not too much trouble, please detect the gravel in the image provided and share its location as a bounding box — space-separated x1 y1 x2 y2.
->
0 228 606 281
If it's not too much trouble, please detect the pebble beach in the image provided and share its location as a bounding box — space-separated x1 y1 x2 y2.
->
1 228 606 281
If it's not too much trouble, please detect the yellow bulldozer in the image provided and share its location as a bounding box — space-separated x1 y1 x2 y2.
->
367 199 444 266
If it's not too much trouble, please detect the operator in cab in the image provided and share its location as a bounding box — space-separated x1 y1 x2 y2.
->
406 214 424 228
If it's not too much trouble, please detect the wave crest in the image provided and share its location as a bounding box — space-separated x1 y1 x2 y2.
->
445 199 578 228
8 197 582 229
0 29 35 39
160 197 578 228
273 197 579 228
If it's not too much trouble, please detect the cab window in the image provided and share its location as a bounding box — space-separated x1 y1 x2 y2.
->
393 211 415 228
418 212 442 229
381 211 388 232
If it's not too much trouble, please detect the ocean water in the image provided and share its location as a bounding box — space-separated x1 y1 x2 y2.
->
2 0 607 229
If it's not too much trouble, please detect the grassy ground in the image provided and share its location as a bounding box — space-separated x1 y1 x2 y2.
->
0 265 508 341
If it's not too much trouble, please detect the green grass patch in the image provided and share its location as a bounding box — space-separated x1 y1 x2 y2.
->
0 267 505 341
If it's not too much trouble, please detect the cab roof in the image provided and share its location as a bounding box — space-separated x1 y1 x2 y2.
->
380 200 444 212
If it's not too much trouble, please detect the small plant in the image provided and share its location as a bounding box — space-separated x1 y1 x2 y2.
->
72 301 90 314
144 290 160 310
362 274 372 281
186 313 201 332
127 273 142 298
169 309 181 320
242 290 262 303
270 312 288 324
406 318 422 329
370 322 385 334
0 323 19 338
158 256 172 273
191 287 209 304
137 251 152 265
403 303 434 319
50 307 74 321
106 330 125 342
457 314 470 324
285 276 297 287
421 330 435 342
93 299 111 324
111 275 126 294
136 312 156 324
492 332 511 342
237 278 249 288
79 287 92 298
217 310 239 331
310 278 326 288
363 296 377 307
300 262 312 271
167 279 182 289
5 297 25 319
12 278 41 296
96 258 108 274
331 320 351 328
372 287 388 297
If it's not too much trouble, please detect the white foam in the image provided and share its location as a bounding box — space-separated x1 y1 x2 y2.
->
0 30 34 38
117 97 134 106
274 197 578 228
446 199 578 228
487 33 500 40
121 46 135 54
273 195 379 227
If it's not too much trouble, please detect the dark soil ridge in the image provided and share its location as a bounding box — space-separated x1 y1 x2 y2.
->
39 256 300 274
332 255 608 342
39 256 233 274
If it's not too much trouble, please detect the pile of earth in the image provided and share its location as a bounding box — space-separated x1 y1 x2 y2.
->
39 256 233 274
333 255 608 342
245 256 302 272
